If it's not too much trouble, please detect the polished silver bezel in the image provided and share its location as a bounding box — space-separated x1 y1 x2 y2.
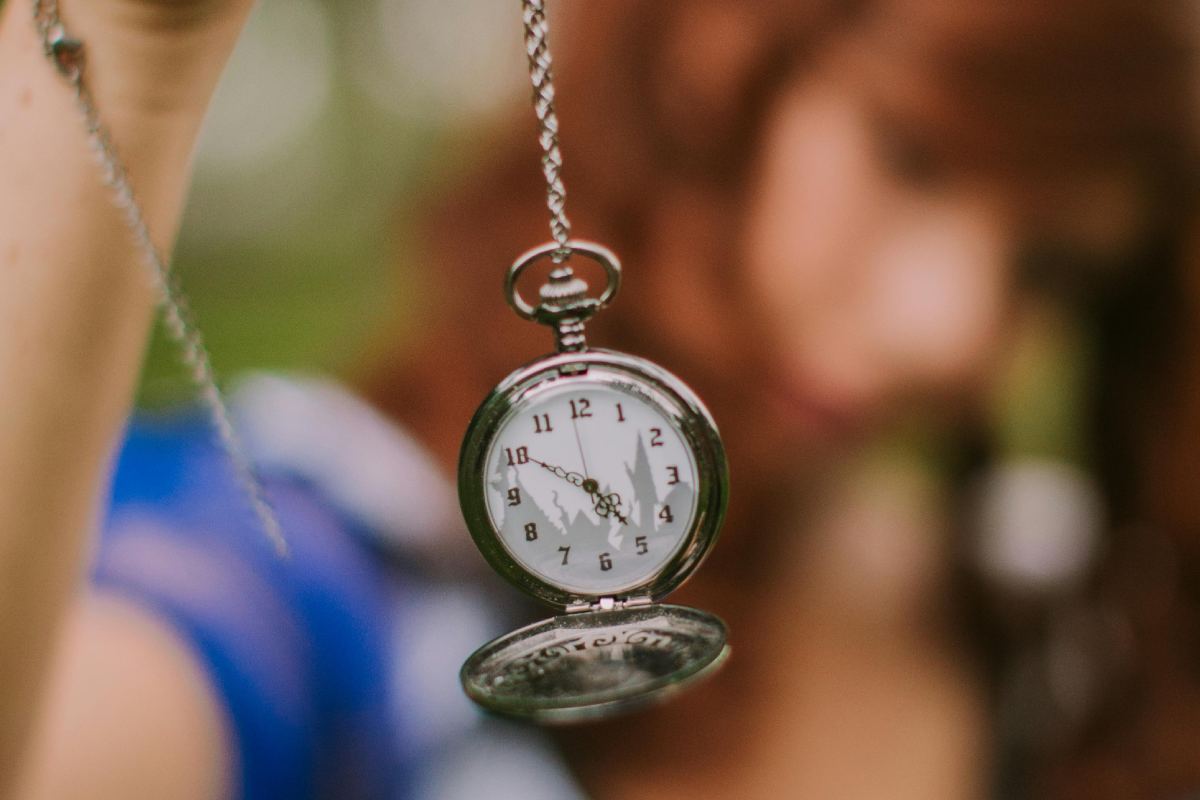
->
459 349 728 610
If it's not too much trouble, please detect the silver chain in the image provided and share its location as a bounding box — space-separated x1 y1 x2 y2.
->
521 0 572 259
518 0 609 354
31 0 288 556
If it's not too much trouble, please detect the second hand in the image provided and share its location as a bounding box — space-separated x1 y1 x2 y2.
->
571 414 590 478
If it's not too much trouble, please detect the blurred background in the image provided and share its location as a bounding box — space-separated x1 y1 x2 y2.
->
139 0 528 404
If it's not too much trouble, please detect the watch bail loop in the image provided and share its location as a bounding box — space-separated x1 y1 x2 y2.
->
505 240 622 352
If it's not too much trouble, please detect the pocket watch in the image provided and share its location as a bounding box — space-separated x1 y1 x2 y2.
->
458 241 730 722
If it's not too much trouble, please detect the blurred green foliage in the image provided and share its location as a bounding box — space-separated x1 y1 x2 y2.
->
134 0 515 407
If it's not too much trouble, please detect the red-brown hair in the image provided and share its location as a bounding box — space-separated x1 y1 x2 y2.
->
358 1 1200 792
361 0 1195 464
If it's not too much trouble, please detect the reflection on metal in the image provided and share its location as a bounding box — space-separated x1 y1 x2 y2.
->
461 604 730 723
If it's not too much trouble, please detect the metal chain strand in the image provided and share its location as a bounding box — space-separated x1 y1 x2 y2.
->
32 0 288 556
521 0 572 259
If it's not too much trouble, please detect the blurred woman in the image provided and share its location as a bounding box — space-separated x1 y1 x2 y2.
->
369 3 1200 795
1 0 1197 798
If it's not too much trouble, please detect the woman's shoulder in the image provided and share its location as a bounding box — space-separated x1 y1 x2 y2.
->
96 375 434 799
96 374 587 799
107 373 459 550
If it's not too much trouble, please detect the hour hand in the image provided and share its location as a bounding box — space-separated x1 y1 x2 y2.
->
529 457 627 524
577 476 627 525
589 488 628 525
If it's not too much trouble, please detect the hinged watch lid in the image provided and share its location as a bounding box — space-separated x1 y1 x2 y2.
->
461 604 728 723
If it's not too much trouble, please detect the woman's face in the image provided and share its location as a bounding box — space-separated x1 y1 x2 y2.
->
742 76 1017 447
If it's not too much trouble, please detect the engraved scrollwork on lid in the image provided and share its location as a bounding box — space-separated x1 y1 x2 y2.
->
460 605 729 720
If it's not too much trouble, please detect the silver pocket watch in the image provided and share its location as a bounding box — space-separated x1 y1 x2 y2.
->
458 241 730 722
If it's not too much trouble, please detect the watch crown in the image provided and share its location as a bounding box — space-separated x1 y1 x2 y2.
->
538 268 590 309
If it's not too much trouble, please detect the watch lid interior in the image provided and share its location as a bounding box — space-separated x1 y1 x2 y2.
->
460 603 729 723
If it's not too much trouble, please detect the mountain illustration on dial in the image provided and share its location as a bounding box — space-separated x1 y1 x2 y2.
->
489 433 695 550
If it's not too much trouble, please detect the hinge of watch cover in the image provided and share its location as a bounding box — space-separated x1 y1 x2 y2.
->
566 596 653 614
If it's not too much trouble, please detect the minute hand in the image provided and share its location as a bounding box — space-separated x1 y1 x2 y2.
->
529 457 585 487
529 457 628 525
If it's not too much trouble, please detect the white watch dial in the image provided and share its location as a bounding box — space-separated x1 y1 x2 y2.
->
484 382 699 593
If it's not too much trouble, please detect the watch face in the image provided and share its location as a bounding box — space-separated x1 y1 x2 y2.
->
461 350 727 606
484 380 699 593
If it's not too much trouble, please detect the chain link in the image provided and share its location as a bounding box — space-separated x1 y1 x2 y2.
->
521 0 572 260
32 0 288 556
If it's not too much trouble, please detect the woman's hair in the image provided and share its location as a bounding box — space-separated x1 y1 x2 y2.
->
362 0 1195 465
359 1 1200 792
